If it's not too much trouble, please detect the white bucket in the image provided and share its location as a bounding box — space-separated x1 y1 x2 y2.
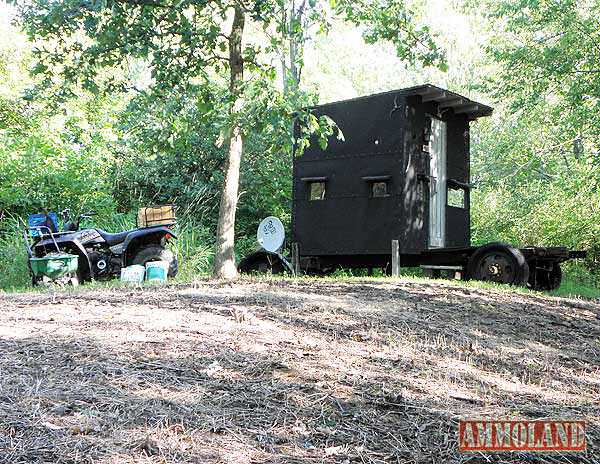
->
145 260 169 283
120 265 146 283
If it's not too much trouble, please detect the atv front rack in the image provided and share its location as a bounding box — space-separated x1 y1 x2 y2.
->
22 226 61 258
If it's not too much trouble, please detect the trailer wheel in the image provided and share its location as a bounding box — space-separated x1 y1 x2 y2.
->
529 263 562 291
466 242 529 287
547 263 562 290
238 252 287 275
255 257 285 274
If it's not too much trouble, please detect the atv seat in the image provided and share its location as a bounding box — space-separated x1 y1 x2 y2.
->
97 229 133 246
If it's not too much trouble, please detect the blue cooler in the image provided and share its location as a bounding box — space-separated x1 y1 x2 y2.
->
28 213 59 237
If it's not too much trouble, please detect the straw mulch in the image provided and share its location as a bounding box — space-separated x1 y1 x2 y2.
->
0 278 598 463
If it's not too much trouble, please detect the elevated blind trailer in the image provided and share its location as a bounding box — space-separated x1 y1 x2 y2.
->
239 84 586 290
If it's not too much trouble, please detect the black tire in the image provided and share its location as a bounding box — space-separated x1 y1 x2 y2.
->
31 273 41 287
547 263 562 290
75 253 90 284
239 253 286 275
466 242 529 287
132 245 178 278
70 274 80 287
529 263 562 291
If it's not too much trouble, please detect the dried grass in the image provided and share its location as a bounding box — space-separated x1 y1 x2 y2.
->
0 278 598 463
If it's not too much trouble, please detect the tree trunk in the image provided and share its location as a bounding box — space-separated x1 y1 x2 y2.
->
281 0 304 95
213 5 245 279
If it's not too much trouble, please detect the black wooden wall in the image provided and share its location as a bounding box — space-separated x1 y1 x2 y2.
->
292 88 472 259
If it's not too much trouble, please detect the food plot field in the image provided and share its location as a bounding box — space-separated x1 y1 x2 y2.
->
0 279 598 463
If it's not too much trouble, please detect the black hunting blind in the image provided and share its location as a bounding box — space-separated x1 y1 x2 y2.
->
239 84 585 290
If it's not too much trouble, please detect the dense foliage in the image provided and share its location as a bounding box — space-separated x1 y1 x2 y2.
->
0 0 598 290
470 0 600 281
0 35 116 221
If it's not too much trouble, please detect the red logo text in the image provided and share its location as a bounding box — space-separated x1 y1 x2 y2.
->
458 420 586 452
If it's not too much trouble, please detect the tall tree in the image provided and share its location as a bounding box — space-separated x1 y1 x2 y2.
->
14 0 444 279
485 0 600 158
214 5 246 278
465 0 600 271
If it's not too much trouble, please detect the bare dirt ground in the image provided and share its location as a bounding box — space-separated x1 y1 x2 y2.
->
0 278 598 464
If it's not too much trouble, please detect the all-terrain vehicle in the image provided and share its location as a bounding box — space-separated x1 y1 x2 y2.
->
23 206 178 285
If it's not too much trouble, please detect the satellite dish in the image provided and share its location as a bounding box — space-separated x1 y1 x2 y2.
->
257 216 285 253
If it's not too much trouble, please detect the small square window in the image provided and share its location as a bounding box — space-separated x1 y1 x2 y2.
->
447 186 465 208
371 181 388 198
309 182 325 201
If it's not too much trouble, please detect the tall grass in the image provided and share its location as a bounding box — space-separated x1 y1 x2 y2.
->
0 216 32 290
170 220 214 280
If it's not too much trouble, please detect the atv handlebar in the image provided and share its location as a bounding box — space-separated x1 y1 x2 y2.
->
79 210 97 219
61 209 97 232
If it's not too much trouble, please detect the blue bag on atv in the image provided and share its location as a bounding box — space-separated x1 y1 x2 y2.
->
28 213 59 238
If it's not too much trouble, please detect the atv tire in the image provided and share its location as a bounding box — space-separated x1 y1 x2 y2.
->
132 245 178 278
